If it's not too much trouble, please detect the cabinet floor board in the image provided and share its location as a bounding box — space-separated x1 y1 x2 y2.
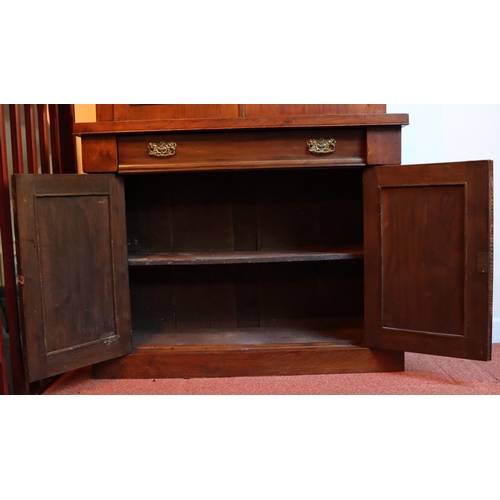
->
132 326 365 349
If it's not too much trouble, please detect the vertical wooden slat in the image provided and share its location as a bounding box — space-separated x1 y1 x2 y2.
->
24 105 38 174
0 105 27 394
37 104 51 174
47 105 77 174
8 104 25 174
48 104 62 174
0 105 12 394
0 315 7 394
56 105 77 174
0 109 8 391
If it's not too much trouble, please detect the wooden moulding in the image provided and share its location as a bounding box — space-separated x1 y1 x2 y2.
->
92 345 405 379
74 114 409 135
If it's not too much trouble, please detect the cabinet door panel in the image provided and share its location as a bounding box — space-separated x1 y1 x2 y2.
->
364 161 492 360
13 175 132 382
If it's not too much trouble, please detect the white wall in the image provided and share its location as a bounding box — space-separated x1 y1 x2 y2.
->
387 104 500 342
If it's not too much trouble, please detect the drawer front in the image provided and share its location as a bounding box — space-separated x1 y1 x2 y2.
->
117 128 366 172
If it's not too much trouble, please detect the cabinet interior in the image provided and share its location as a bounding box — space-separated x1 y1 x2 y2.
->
124 167 365 349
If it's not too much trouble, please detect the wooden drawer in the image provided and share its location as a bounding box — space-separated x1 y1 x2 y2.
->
117 128 366 172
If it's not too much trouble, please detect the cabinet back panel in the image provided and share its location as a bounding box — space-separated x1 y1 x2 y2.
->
125 169 363 253
129 260 364 333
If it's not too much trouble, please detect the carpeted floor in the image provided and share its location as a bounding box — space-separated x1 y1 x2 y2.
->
42 344 500 395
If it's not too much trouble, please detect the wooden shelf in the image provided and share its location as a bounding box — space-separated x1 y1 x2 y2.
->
132 326 365 349
128 247 364 266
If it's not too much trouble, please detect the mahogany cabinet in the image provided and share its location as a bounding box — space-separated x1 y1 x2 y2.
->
12 106 493 382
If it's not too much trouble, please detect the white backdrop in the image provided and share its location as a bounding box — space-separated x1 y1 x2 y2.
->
387 105 500 342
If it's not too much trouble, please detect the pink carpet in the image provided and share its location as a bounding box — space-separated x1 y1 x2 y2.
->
42 344 500 395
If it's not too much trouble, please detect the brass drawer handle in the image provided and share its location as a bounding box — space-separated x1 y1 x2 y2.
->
148 141 177 157
307 138 336 154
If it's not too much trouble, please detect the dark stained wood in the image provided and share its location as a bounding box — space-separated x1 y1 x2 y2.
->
54 105 77 174
81 135 118 172
128 259 364 337
257 261 364 329
24 105 38 174
0 316 7 394
116 128 366 173
128 248 364 266
132 326 364 347
11 105 492 381
256 169 364 249
13 174 132 382
124 169 364 255
48 105 62 173
74 113 409 135
9 105 24 174
37 105 51 174
92 344 404 379
364 160 492 360
1 105 27 393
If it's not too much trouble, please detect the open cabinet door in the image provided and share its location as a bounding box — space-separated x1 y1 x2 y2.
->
13 174 132 382
364 160 492 360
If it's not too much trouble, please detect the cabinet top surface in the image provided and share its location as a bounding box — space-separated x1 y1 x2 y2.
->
73 113 410 136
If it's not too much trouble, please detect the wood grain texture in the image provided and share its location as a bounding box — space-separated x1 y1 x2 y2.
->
81 135 118 173
128 260 364 335
244 104 386 117
363 160 492 360
132 326 364 347
13 174 132 381
96 104 387 122
112 105 240 121
92 344 404 379
128 248 364 266
117 128 366 172
124 169 364 254
74 114 409 134
366 126 402 165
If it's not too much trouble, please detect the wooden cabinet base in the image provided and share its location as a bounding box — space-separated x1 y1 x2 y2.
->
91 346 404 379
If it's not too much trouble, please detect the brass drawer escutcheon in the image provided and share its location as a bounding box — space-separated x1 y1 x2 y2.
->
148 141 177 157
307 138 336 154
